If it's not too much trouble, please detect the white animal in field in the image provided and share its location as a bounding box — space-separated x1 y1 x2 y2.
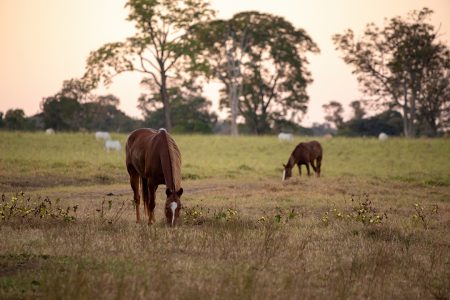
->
378 132 388 141
95 131 111 141
323 133 333 140
45 128 55 135
105 140 121 152
278 132 293 142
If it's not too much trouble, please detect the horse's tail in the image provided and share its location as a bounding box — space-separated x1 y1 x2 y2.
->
140 176 149 217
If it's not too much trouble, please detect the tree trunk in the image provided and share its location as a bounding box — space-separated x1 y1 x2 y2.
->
160 74 172 132
402 106 409 137
409 85 417 137
225 45 240 136
229 84 239 136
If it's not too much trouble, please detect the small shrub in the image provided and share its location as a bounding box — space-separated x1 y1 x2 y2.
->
411 203 439 229
349 193 387 225
95 197 128 225
214 207 238 222
183 204 209 225
321 193 387 226
259 207 299 225
0 192 77 222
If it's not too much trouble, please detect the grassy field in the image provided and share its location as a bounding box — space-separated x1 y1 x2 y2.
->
0 131 449 299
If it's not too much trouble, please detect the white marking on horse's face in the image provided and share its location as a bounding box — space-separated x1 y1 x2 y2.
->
282 170 286 181
170 202 177 226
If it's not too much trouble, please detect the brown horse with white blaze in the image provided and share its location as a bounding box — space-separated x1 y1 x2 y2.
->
126 128 183 226
282 140 322 180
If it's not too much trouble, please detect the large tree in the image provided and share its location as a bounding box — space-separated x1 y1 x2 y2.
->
333 8 450 137
349 100 366 120
322 101 344 129
4 109 27 130
83 0 214 132
194 11 319 135
190 17 251 135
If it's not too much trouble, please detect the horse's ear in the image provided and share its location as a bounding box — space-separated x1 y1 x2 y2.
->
166 188 171 197
177 188 183 197
282 163 286 168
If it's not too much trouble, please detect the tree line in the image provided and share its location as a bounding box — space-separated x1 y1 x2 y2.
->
1 2 449 137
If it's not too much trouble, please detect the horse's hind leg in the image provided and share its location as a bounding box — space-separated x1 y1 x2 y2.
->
310 160 318 177
148 184 157 224
316 156 322 177
305 163 311 176
127 167 140 223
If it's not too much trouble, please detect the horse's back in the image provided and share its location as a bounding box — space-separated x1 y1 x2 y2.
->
126 128 158 149
307 140 323 158
294 140 322 162
125 128 159 173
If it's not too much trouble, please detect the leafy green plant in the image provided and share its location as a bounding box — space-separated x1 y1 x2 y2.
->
0 192 77 222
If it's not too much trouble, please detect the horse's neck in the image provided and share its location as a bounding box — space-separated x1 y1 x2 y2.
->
287 155 296 169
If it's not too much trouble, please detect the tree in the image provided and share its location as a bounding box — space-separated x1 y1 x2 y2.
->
4 109 27 130
340 110 403 136
194 11 319 135
41 96 82 131
138 83 217 133
416 48 450 135
191 17 251 135
59 78 92 102
0 112 4 128
322 101 344 129
349 100 366 120
83 0 214 132
333 8 450 137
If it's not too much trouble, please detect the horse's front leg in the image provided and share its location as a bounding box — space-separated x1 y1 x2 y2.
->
297 164 302 177
148 184 157 225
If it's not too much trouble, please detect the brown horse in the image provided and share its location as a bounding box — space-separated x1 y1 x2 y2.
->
125 128 183 226
282 140 322 180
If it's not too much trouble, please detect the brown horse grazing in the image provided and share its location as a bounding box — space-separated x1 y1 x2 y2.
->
282 140 322 181
125 128 183 226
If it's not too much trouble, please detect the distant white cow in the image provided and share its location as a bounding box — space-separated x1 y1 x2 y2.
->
278 132 293 142
105 140 121 152
45 128 55 135
378 132 388 141
95 131 111 141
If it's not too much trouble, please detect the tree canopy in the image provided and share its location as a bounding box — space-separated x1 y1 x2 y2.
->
193 11 319 135
83 0 214 132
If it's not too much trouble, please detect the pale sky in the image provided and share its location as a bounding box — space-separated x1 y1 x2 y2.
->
1 0 449 125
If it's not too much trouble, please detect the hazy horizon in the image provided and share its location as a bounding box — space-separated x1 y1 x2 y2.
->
1 0 449 126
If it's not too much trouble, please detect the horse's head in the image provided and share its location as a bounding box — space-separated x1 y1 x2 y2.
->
165 188 183 226
282 163 292 181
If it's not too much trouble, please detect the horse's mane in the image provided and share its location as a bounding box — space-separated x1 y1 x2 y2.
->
159 129 182 191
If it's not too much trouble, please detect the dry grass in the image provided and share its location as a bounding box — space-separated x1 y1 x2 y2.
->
0 132 449 299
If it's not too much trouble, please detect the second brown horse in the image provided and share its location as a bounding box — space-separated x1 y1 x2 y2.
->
282 140 322 180
126 128 183 226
